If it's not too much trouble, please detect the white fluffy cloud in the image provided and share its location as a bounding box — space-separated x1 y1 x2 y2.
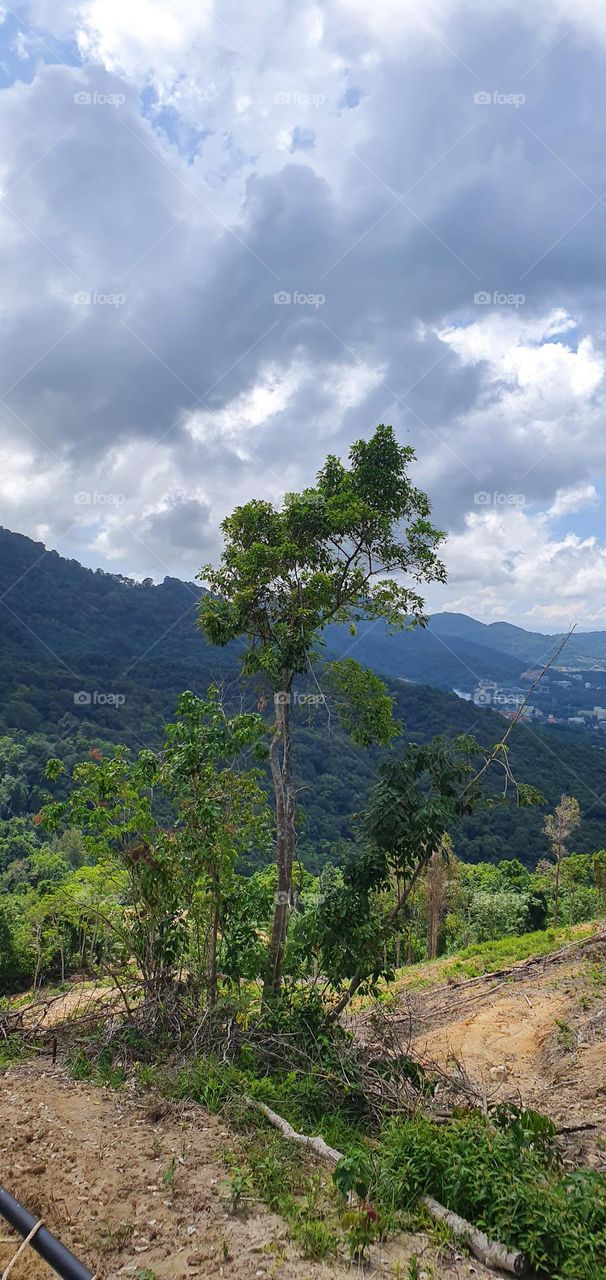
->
439 506 606 626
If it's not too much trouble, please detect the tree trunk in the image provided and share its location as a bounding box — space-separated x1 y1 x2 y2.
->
265 678 294 999
553 850 561 927
207 878 220 1009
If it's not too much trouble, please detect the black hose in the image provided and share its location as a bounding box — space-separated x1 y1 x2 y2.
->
0 1186 93 1280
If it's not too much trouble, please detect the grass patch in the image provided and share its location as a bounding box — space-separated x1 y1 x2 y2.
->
0 1034 28 1068
67 1046 126 1088
365 922 599 1002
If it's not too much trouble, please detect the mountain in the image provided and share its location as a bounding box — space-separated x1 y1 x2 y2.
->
1 525 606 868
429 612 606 670
323 617 527 689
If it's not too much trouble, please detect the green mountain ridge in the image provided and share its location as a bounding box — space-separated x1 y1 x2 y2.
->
429 611 606 669
1 526 606 868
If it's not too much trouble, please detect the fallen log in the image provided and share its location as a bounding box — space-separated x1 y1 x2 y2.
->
245 1098 527 1276
244 1098 343 1163
421 1195 527 1275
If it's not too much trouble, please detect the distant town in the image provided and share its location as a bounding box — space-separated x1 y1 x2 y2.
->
454 669 606 732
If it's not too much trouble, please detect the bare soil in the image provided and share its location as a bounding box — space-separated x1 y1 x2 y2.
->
0 1063 492 1280
408 930 606 1167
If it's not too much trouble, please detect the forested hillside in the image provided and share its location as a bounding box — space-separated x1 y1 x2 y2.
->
1 526 606 868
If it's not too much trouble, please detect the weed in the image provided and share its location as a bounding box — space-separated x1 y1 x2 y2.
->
293 1218 338 1260
68 1048 92 1080
97 1221 134 1253
374 1111 606 1280
224 1160 254 1213
555 1018 576 1052
0 1035 26 1068
341 1204 381 1260
163 1156 176 1196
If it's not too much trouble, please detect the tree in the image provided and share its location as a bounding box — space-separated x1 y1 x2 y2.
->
592 849 606 911
319 735 484 1015
41 746 175 999
41 692 271 1011
158 689 271 1005
544 794 581 927
322 729 543 1017
424 837 455 960
198 425 446 996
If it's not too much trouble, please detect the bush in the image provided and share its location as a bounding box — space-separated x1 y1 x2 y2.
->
373 1112 606 1280
0 897 35 991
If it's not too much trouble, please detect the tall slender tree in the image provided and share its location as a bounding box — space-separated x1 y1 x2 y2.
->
198 425 446 996
544 793 581 927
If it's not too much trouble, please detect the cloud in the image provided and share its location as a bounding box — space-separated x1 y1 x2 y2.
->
3 1 606 627
548 483 598 518
436 506 606 628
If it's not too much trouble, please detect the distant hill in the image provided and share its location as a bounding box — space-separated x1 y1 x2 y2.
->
429 612 606 671
1 525 606 868
323 617 527 689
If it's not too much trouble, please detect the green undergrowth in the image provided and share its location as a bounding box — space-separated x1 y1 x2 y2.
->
58 962 606 1278
0 1033 28 1068
167 1054 368 1155
377 921 598 996
372 1110 606 1280
68 1046 126 1089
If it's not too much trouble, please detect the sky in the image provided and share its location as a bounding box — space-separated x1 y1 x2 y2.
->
2 2 606 629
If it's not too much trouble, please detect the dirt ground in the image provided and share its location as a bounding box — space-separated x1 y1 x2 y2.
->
0 1063 493 1280
2 932 604 1280
409 931 606 1167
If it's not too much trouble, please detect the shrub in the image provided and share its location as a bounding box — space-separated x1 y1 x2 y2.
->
373 1112 606 1280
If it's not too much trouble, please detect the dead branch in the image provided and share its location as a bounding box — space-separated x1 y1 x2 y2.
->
244 1097 343 1162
